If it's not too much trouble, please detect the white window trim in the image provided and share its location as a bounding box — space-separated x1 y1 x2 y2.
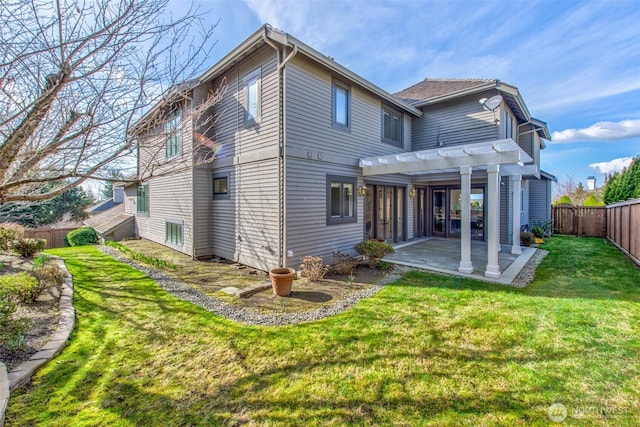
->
244 67 261 125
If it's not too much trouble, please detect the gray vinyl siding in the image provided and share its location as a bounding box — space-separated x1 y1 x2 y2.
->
209 45 279 162
211 166 236 261
123 185 137 215
193 165 213 258
285 157 365 268
412 93 499 151
112 218 135 241
517 124 535 164
236 158 279 271
285 56 411 159
528 177 552 225
137 107 193 180
134 169 193 256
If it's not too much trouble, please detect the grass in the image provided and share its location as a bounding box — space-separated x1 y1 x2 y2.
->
5 236 640 426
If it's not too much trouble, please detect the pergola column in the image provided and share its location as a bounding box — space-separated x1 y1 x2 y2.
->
511 174 522 255
458 166 473 273
485 164 501 278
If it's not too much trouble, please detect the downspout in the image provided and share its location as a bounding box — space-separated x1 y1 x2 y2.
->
263 29 297 267
191 91 197 259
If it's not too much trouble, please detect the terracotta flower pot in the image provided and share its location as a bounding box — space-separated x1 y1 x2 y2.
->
269 267 296 297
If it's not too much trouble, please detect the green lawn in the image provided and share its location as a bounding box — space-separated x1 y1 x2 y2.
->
5 236 640 426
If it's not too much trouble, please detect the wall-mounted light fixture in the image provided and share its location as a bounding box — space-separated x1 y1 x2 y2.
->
358 183 368 197
409 188 417 198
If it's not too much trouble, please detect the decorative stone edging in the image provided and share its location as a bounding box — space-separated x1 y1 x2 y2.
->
0 257 74 427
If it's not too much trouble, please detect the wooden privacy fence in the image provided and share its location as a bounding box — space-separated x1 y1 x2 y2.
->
24 227 77 249
552 205 606 237
606 199 640 266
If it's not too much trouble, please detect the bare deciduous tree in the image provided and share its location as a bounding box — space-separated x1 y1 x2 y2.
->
0 0 218 203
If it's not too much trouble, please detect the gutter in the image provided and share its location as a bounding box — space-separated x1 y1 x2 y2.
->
263 26 299 268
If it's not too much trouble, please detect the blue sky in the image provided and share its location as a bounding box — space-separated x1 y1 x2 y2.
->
172 0 639 188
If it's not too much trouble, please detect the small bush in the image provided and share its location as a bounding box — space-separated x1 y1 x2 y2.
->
10 238 46 258
554 195 573 206
531 225 545 238
300 256 329 283
66 227 97 246
332 251 359 275
33 253 48 269
0 299 31 351
355 239 395 269
0 223 24 251
31 264 66 301
520 231 535 247
0 272 40 303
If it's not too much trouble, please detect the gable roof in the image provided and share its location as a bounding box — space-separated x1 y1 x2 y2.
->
394 78 496 104
396 78 551 141
132 24 421 131
83 203 133 235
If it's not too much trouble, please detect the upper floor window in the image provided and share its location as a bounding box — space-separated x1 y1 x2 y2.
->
502 108 515 140
382 107 403 147
244 67 261 124
332 79 351 130
165 109 182 159
326 175 356 224
137 184 149 214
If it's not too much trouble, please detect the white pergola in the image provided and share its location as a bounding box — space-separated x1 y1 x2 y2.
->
359 139 534 279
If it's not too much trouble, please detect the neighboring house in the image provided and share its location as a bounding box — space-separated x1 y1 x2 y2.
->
84 185 134 241
126 24 554 278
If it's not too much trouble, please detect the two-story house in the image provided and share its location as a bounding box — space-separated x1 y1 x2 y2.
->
123 24 554 279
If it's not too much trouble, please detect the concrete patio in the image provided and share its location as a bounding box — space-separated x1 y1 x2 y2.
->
383 237 537 285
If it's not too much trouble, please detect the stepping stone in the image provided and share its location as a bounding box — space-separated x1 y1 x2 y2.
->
220 286 238 295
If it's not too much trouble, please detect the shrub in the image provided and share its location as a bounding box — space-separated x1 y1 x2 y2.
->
299 256 329 282
520 231 535 247
355 239 395 269
332 251 359 275
554 195 573 205
10 238 46 258
0 272 40 303
582 195 605 206
531 225 545 238
0 223 24 251
66 227 98 246
0 299 31 351
31 264 66 301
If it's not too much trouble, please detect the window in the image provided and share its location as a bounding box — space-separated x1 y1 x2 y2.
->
137 184 148 214
244 68 261 123
165 220 183 246
382 107 403 146
332 80 350 129
521 188 525 212
165 108 182 159
213 172 230 200
502 108 515 139
326 175 357 224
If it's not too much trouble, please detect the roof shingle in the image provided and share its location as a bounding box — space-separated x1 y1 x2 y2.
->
394 78 496 104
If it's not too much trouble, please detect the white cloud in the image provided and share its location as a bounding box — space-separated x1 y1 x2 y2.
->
551 119 640 143
589 157 634 175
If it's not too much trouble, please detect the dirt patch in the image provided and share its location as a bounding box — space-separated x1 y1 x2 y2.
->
121 239 266 292
120 239 398 315
0 254 62 370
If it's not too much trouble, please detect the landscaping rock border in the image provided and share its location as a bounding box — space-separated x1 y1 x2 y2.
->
0 257 74 427
98 245 404 327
